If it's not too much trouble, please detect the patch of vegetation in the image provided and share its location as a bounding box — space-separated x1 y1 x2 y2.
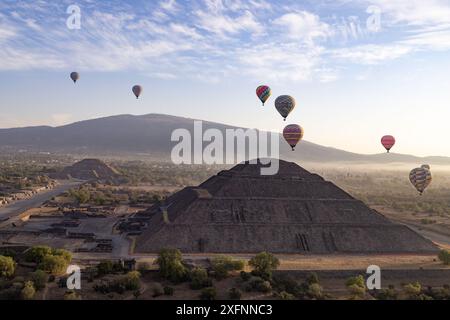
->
0 255 16 278
189 267 212 290
199 287 216 300
210 256 245 280
155 248 188 283
438 250 450 265
248 252 280 280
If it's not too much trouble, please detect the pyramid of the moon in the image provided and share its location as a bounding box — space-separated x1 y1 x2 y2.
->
135 160 438 254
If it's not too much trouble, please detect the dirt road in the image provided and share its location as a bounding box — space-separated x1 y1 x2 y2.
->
0 180 83 228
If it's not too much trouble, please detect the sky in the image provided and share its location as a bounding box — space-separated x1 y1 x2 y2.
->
0 0 450 157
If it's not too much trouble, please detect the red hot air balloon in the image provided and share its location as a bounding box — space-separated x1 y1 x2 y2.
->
132 85 142 99
283 124 304 151
381 135 395 153
256 85 271 106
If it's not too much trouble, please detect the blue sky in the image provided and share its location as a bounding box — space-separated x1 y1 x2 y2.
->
0 0 450 156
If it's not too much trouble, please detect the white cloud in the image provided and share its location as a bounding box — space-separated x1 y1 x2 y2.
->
331 44 413 64
195 9 262 36
273 11 331 43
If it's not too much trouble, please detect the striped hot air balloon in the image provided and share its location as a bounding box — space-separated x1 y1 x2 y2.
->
283 124 304 151
256 85 271 106
381 135 396 153
409 167 432 195
275 95 296 121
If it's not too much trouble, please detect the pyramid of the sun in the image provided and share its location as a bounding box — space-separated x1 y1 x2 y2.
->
135 160 438 254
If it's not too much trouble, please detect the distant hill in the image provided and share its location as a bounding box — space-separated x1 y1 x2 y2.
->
1 113 449 165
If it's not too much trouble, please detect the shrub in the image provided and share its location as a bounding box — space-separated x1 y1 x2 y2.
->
24 246 52 264
152 283 164 297
52 249 72 264
248 252 279 280
0 255 16 278
228 288 242 300
155 248 187 283
122 271 141 291
30 270 48 290
438 250 450 265
199 287 216 300
21 281 35 300
346 275 366 298
403 282 422 299
210 256 245 280
272 274 301 296
245 276 272 293
277 291 295 300
39 255 68 275
190 267 212 290
164 286 174 296
307 283 323 299
64 290 81 300
240 271 251 281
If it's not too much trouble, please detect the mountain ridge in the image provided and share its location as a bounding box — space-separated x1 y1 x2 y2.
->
1 113 449 165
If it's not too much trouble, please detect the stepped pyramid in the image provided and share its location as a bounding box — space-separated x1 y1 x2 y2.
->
135 160 438 254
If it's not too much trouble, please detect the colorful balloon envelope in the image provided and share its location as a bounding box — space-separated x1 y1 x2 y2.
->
256 85 271 106
275 95 296 121
283 124 304 151
381 135 395 153
409 167 432 195
132 85 142 99
70 72 79 83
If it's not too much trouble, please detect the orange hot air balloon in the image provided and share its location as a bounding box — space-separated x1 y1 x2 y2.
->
381 135 395 153
283 124 304 151
132 85 142 99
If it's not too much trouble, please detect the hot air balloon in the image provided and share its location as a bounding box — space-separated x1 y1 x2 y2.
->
132 85 142 99
409 167 432 195
256 85 271 106
275 95 296 121
70 72 79 83
421 164 431 171
283 124 304 151
381 135 395 153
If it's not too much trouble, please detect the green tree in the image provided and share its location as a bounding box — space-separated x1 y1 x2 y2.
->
30 270 49 290
346 275 366 299
39 255 68 275
52 248 72 264
210 256 245 280
155 248 187 283
438 250 450 265
24 246 52 264
199 287 216 300
0 255 16 278
249 252 280 279
21 281 36 300
189 268 212 290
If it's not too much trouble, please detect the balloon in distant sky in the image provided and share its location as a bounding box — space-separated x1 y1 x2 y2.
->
132 85 142 99
70 72 79 83
409 167 432 195
283 124 304 151
421 164 431 171
275 95 296 121
256 85 271 106
381 135 396 153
